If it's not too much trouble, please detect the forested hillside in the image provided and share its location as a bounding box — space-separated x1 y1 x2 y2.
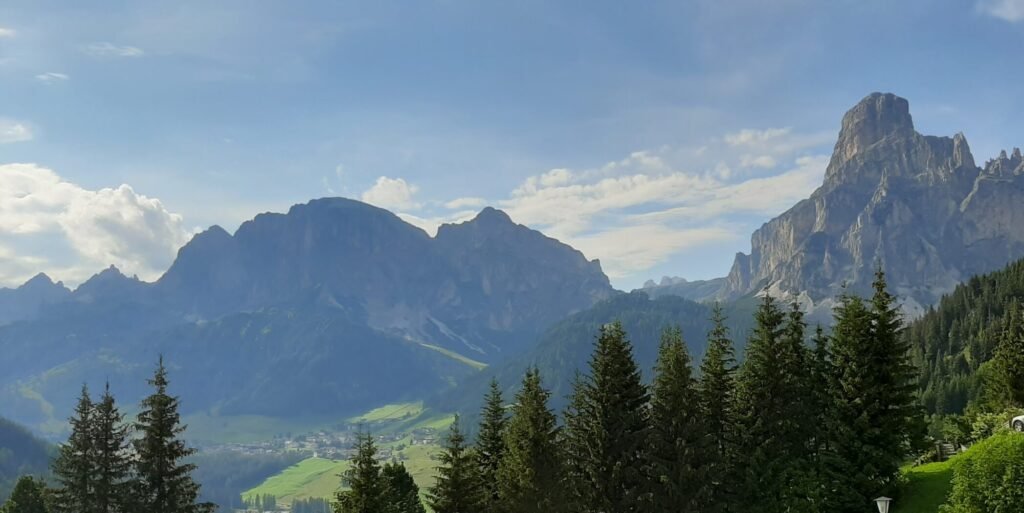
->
907 257 1024 414
0 416 51 501
434 291 758 418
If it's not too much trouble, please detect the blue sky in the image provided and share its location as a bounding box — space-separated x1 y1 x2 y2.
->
1 0 1022 290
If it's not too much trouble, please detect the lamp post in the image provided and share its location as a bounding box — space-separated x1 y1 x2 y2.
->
875 496 893 513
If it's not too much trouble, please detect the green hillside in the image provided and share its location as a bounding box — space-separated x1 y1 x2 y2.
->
243 402 453 507
0 416 52 501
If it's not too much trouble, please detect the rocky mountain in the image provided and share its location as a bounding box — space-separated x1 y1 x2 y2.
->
639 276 727 302
700 92 1024 318
0 274 70 326
0 198 613 431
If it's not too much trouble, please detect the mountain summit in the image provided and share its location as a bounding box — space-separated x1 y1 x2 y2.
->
0 198 614 425
722 92 1024 317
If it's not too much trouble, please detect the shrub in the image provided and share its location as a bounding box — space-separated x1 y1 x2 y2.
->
941 432 1024 512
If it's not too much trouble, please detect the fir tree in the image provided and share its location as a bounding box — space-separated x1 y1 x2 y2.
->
92 383 134 513
824 272 923 513
427 417 482 513
697 303 737 513
563 322 650 513
52 385 96 513
335 432 385 513
868 269 926 489
381 461 424 513
475 379 506 513
648 326 707 513
497 368 565 513
995 305 1024 406
134 357 214 513
733 294 811 513
2 476 51 513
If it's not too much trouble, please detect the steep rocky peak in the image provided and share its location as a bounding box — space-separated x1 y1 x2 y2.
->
835 92 914 162
984 147 1024 176
19 272 60 291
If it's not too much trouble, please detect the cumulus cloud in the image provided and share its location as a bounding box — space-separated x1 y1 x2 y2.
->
0 120 33 143
83 42 145 58
361 176 421 211
978 0 1024 21
35 72 70 84
481 129 833 283
0 164 192 286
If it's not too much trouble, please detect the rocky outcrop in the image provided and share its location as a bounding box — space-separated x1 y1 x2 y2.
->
0 273 70 325
722 92 1024 317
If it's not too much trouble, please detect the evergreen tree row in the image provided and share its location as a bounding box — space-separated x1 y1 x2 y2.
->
2 357 214 513
415 269 924 513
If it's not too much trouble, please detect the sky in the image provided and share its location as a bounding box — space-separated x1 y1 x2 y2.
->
1 0 1023 290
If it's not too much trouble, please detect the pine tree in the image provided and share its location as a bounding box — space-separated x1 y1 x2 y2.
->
92 383 134 513
869 269 926 490
823 286 888 509
563 322 650 513
2 476 51 513
134 357 214 513
475 379 507 513
733 294 811 513
497 368 565 513
335 432 385 513
697 303 737 513
380 461 424 513
995 305 1024 406
648 326 707 513
52 385 96 513
427 417 482 513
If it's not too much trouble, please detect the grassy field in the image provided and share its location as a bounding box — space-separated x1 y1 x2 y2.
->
894 459 955 513
243 402 453 507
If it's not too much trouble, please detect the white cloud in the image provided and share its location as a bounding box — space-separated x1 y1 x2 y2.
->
740 155 777 169
0 28 15 38
0 120 33 143
570 225 738 279
483 129 832 282
0 164 192 286
978 0 1024 21
361 176 421 211
443 197 487 210
35 72 70 84
83 42 145 58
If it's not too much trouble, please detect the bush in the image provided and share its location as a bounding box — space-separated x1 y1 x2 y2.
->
941 432 1024 512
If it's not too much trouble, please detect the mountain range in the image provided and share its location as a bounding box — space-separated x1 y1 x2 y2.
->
0 200 612 431
3 92 1024 437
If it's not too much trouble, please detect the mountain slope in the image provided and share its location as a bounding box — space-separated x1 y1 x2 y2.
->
0 416 51 501
434 291 756 419
0 198 613 431
905 257 1024 415
678 93 1024 319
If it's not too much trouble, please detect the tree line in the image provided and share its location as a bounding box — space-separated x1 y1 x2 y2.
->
0 357 213 513
336 271 924 513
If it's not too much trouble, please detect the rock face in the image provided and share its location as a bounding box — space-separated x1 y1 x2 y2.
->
0 273 70 325
154 198 613 357
0 198 614 427
723 92 1024 317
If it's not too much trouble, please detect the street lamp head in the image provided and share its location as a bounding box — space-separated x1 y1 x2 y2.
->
875 496 893 513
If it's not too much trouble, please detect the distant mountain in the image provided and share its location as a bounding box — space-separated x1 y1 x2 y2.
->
0 416 51 501
0 199 613 430
651 93 1024 320
433 291 756 420
638 276 727 302
0 273 70 326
